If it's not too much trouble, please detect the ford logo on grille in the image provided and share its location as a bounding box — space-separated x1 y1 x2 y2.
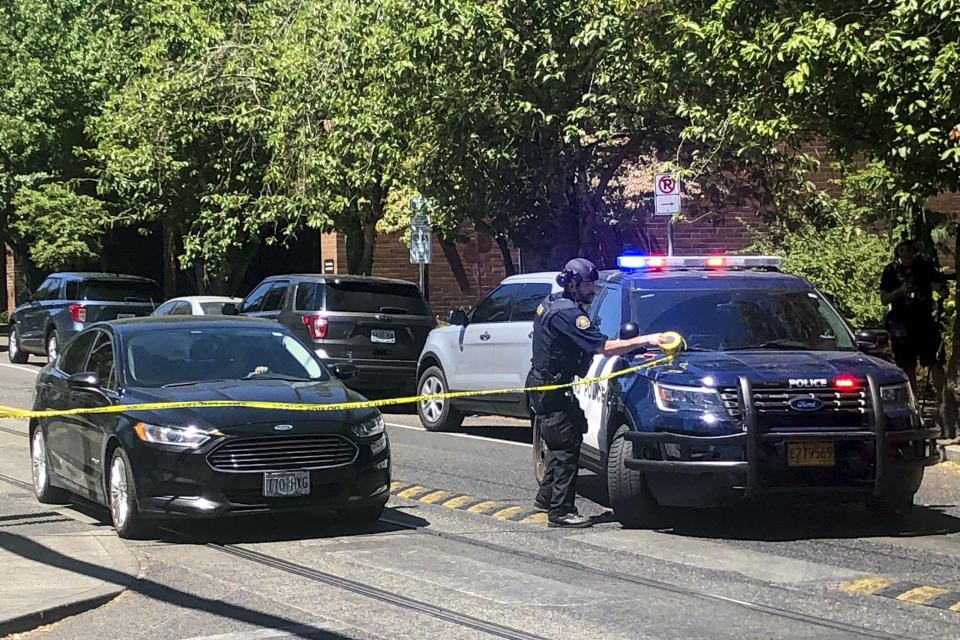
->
273 424 294 431
788 397 823 412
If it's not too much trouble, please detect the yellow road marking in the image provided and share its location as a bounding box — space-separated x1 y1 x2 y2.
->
950 601 960 612
841 577 898 595
466 500 499 514
520 512 549 524
389 481 405 491
442 495 474 509
896 586 950 604
491 506 524 520
397 485 426 499
418 490 449 504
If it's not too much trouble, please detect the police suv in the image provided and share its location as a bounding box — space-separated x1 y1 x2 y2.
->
548 255 939 527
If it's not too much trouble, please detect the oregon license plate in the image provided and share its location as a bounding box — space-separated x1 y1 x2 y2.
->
263 471 310 497
371 329 396 344
787 442 835 467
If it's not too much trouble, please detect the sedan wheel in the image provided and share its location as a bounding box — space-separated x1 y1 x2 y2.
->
108 449 148 539
8 326 28 364
31 428 66 503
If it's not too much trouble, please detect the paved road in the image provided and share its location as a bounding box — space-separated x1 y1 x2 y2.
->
1 354 959 640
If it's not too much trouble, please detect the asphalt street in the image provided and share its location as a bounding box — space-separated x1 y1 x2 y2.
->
1 354 959 640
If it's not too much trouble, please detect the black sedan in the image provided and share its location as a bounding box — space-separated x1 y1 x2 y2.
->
28 316 391 538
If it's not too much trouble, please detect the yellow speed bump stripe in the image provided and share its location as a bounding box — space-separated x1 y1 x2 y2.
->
0 337 681 421
390 482 547 525
842 577 960 612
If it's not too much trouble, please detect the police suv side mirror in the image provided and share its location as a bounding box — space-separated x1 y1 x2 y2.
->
67 372 100 389
332 363 359 380
220 302 239 316
448 309 468 326
619 322 640 340
15 291 30 306
855 328 890 357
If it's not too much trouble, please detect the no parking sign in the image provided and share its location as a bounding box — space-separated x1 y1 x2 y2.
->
654 173 680 215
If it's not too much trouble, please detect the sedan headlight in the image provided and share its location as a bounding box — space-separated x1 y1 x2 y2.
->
880 383 916 412
351 414 385 438
653 382 726 414
133 422 216 448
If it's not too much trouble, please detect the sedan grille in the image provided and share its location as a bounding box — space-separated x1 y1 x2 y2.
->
207 435 358 472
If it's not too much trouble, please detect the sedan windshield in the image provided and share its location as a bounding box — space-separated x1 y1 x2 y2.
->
628 289 855 352
125 328 329 387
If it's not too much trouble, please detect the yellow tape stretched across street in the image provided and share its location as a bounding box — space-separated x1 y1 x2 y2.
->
0 333 684 421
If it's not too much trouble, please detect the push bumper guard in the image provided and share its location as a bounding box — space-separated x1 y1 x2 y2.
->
624 375 940 497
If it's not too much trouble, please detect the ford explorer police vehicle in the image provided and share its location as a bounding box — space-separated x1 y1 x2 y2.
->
541 255 939 528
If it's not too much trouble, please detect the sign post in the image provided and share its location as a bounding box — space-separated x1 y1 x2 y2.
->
654 173 681 255
409 196 431 299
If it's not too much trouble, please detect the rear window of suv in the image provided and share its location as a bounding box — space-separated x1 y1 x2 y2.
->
295 281 429 315
80 280 160 303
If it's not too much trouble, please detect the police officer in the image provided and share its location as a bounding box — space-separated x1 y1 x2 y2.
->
528 258 666 528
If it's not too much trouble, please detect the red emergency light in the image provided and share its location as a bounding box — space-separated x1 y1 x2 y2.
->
834 376 857 389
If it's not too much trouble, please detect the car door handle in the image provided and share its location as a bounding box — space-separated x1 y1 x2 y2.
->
479 332 491 341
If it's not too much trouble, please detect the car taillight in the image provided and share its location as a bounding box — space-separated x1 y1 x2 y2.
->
301 314 328 339
68 304 86 322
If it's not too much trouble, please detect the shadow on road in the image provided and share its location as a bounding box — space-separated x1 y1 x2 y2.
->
575 471 960 541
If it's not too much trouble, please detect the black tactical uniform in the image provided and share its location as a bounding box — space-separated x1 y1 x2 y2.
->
527 273 607 525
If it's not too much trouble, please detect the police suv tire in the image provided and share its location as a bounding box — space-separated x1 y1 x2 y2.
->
8 325 28 364
607 424 662 529
416 366 463 432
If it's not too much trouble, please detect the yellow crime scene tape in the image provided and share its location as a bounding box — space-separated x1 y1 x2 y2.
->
0 333 685 421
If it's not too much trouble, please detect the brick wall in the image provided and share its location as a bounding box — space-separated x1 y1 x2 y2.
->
4 247 13 315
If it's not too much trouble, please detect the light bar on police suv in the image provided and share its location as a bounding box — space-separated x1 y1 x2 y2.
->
616 255 783 270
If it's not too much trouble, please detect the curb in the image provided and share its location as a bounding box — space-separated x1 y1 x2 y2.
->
389 481 548 525
842 577 960 612
0 589 122 637
940 444 960 463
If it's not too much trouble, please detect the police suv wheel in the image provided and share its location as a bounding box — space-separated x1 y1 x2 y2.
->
8 326 28 364
533 418 549 485
416 366 463 432
607 424 662 529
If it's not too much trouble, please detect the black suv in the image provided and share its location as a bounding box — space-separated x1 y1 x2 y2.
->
8 272 160 363
238 275 434 396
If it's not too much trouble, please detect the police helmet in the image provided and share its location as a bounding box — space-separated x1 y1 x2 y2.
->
557 258 599 287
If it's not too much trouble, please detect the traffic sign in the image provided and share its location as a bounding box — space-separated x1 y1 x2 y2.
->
409 197 432 264
654 173 680 215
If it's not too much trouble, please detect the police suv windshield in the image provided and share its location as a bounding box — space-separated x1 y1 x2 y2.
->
628 289 856 351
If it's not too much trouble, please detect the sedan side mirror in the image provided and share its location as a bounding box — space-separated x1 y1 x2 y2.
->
67 372 100 388
448 309 468 326
333 363 359 380
855 328 891 357
221 302 239 316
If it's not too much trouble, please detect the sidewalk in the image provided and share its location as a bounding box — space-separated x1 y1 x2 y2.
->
0 479 139 636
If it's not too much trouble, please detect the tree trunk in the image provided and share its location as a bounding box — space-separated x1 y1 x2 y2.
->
495 235 516 276
162 222 177 299
942 231 960 438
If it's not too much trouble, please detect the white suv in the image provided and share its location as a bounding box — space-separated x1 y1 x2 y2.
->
415 273 559 430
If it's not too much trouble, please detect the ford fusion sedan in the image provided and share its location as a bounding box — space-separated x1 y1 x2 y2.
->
28 316 390 538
